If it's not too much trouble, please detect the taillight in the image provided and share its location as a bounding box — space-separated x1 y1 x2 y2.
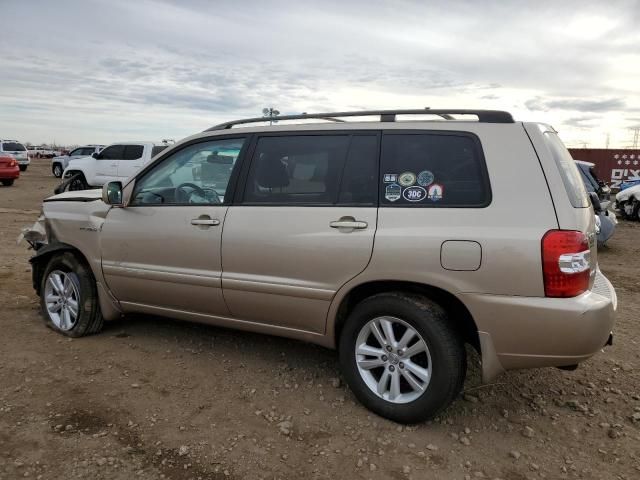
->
542 230 591 297
9 160 16 167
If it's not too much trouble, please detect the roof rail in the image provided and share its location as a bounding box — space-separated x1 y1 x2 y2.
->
205 108 514 131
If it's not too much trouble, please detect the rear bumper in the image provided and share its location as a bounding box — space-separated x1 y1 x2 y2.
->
462 269 616 382
17 158 30 165
0 166 20 179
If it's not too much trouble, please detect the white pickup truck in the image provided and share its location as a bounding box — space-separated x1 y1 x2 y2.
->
62 141 168 191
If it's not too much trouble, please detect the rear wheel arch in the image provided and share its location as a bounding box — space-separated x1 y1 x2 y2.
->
332 280 480 352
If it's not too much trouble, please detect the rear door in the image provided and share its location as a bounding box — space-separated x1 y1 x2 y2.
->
221 132 379 333
116 144 145 180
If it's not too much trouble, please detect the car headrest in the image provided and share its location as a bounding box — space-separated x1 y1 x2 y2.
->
255 154 290 189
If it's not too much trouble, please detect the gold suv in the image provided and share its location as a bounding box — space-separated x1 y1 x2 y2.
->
24 109 616 423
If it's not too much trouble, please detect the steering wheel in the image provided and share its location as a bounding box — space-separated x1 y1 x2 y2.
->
175 182 206 203
175 182 221 204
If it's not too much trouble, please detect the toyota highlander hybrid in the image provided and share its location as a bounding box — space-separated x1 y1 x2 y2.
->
20 109 616 423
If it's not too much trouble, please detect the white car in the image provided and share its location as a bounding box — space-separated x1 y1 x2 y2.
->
616 183 640 220
62 141 168 190
51 145 104 178
0 140 30 171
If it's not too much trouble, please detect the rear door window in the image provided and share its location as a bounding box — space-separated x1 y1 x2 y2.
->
380 132 490 207
122 145 144 160
544 133 589 208
242 134 378 205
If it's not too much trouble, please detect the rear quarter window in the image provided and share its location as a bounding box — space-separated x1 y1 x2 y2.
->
380 132 490 207
544 133 589 208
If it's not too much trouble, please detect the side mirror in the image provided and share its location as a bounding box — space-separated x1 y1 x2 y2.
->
589 192 602 213
92 152 101 159
102 181 123 206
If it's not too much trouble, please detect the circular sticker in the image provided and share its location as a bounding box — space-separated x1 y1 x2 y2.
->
402 186 426 202
398 172 416 187
417 170 434 187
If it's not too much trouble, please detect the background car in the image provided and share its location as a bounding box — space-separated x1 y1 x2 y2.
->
51 145 104 177
0 140 29 171
575 160 616 246
61 142 168 190
0 155 20 186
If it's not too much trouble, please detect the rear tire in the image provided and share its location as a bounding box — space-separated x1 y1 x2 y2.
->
19 165 27 172
339 292 466 424
40 252 104 337
1 179 14 186
52 164 63 177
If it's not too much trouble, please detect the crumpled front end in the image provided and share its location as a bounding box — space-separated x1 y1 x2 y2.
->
17 214 48 251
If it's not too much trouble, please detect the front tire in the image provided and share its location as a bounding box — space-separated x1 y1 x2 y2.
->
68 173 89 191
339 292 466 424
40 252 104 337
1 179 14 186
52 163 63 177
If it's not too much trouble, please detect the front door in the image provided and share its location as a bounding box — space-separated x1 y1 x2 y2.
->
222 133 379 333
101 137 247 317
95 144 123 184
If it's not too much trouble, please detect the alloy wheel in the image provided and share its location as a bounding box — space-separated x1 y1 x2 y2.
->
44 270 80 331
355 316 432 404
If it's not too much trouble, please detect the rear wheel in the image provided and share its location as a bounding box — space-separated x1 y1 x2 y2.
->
1 179 14 186
19 165 27 172
40 252 103 337
339 292 466 423
52 163 63 177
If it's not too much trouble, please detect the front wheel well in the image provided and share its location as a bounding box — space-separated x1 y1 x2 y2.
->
334 281 480 352
31 243 92 295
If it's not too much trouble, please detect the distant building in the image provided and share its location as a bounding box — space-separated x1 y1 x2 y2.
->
569 149 640 188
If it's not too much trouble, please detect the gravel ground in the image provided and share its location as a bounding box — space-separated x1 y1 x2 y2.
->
1 160 639 480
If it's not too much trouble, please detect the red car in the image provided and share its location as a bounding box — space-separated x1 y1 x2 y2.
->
0 155 20 186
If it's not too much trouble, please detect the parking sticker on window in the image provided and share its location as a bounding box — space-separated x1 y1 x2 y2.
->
385 183 402 202
417 170 435 187
427 183 444 201
402 186 426 202
383 173 398 183
398 172 416 187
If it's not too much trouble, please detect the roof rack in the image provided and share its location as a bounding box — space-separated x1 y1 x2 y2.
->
206 108 514 131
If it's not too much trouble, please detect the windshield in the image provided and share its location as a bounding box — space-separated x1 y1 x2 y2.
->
2 142 26 151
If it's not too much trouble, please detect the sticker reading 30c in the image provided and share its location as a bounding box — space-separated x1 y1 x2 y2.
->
402 186 427 202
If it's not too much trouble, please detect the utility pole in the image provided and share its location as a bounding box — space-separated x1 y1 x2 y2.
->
262 107 280 125
605 133 610 149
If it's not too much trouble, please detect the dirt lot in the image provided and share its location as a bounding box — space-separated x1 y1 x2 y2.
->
0 160 639 480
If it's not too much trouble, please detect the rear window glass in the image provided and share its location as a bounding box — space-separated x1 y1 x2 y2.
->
2 142 26 151
544 133 589 208
380 133 490 206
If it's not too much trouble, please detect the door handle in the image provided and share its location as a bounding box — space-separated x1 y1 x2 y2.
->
191 218 220 226
330 217 368 229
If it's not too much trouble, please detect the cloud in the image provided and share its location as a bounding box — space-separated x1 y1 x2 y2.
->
0 0 639 146
526 97 626 112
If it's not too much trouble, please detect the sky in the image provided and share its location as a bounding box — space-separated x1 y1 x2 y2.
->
1 0 639 148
